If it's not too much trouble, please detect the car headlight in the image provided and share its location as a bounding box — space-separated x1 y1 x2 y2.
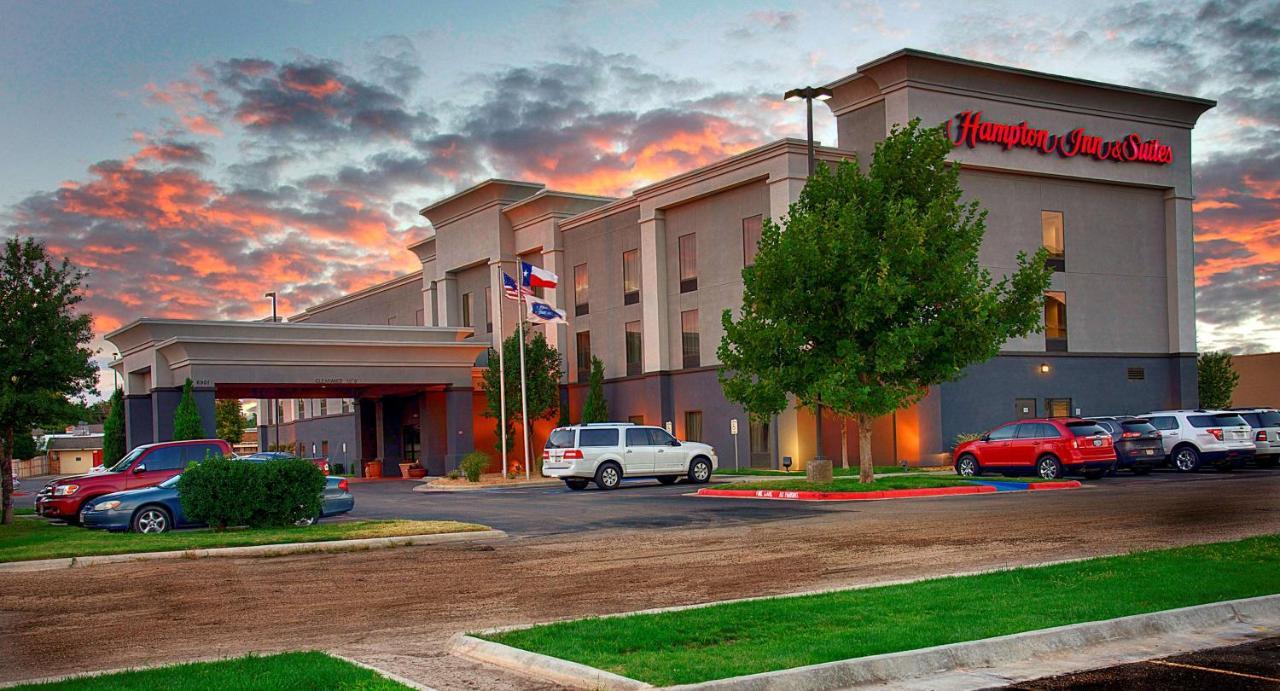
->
53 484 80 496
94 500 122 511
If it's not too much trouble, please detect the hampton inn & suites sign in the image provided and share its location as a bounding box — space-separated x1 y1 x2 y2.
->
943 111 1174 165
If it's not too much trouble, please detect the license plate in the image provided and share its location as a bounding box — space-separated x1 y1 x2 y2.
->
1144 449 1155 455
1092 438 1103 446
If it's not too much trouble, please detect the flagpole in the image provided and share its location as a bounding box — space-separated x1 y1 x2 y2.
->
495 263 508 477
516 262 532 480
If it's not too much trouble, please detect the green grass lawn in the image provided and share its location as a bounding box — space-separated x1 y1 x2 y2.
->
10 651 410 690
0 519 489 563
14 507 34 515
719 475 977 492
485 534 1280 686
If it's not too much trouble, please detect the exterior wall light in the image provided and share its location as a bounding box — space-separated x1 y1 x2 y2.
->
1039 363 1051 374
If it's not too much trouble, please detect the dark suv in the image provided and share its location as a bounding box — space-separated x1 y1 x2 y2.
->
1086 417 1164 474
36 439 231 524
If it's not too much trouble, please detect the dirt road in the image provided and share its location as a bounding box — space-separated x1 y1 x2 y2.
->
3 473 1278 689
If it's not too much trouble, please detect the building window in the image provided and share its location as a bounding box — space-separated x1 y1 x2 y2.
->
749 419 770 467
576 330 592 382
1046 398 1072 418
743 214 763 266
1042 211 1065 272
415 308 425 326
625 320 643 376
461 292 473 328
678 233 697 293
1044 291 1067 352
1015 398 1037 419
295 399 305 420
681 309 700 368
622 249 640 305
628 414 645 425
684 411 703 442
318 399 327 416
321 440 329 458
275 400 284 423
485 287 492 333
574 263 589 316
341 399 352 414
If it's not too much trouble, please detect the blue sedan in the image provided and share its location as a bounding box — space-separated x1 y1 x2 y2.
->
82 475 355 533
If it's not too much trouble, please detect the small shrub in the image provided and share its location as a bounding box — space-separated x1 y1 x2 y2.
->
252 458 325 526
460 451 490 482
178 455 324 530
446 469 461 480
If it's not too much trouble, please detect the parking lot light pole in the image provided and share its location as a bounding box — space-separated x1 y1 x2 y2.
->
264 291 278 452
784 85 834 464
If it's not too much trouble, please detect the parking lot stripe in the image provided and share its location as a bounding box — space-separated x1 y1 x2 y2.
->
1145 659 1280 683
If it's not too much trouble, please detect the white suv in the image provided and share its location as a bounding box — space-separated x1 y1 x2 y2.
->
1231 408 1280 468
541 423 718 490
1142 410 1256 472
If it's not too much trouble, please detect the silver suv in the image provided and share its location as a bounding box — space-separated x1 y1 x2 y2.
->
1141 410 1256 472
1231 408 1280 468
541 423 718 490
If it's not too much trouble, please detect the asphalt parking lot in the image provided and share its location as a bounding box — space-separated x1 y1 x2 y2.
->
1005 636 1280 689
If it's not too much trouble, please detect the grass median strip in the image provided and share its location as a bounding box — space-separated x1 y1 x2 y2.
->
484 534 1280 686
716 466 926 477
717 476 1070 492
0 519 489 563
9 651 411 690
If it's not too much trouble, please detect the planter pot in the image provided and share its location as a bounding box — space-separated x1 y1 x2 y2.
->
363 461 382 479
407 467 427 478
398 463 414 478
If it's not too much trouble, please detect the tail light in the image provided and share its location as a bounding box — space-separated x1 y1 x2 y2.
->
1208 428 1224 441
1071 438 1078 449
563 449 584 460
1257 431 1267 442
322 463 330 475
338 479 349 492
1121 431 1140 439
541 450 550 460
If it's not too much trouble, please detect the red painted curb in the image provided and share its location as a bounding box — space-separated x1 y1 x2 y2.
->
1027 480 1082 490
696 485 997 501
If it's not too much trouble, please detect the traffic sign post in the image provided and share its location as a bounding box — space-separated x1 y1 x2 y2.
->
730 418 739 471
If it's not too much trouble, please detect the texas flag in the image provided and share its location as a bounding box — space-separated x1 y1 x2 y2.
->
520 261 559 289
527 301 567 324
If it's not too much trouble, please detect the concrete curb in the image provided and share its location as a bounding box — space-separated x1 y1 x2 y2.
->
457 594 1280 690
697 480 1081 501
414 480 562 493
327 653 439 691
0 529 506 573
450 633 652 690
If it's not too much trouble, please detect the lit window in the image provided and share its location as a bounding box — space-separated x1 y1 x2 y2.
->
684 411 703 442
681 309 700 368
625 321 642 376
743 215 763 266
574 263 589 316
576 330 591 382
622 249 640 305
1044 291 1067 352
678 233 697 293
295 399 305 420
1042 211 1065 271
318 399 327 416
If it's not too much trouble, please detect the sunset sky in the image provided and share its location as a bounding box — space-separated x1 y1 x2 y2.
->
1 0 1276 394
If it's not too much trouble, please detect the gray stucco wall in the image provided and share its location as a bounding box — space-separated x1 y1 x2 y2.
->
561 206 643 381
295 277 425 327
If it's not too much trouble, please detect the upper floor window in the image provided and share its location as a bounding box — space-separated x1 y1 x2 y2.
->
1042 211 1065 272
484 287 492 332
681 309 700 368
461 292 473 328
625 320 642 376
574 263 589 316
678 233 697 293
622 249 640 305
1044 291 1067 352
743 215 763 267
576 330 592 382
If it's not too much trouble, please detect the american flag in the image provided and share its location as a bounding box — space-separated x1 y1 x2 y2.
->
502 272 533 301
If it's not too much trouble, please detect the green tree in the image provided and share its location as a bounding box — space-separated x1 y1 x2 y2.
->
0 238 97 523
172 378 205 440
580 356 609 423
102 388 127 468
10 432 37 461
216 398 246 444
1198 351 1239 409
480 330 562 459
718 120 1052 484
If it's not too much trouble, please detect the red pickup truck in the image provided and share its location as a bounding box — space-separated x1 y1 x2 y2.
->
36 439 232 524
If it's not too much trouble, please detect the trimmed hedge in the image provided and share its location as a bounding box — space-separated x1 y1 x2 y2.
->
178 456 324 531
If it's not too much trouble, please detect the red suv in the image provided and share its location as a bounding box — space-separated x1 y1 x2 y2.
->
36 439 232 524
953 418 1116 480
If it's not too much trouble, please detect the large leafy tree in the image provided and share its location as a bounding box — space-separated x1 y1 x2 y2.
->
172 378 205 440
0 239 97 523
719 120 1052 483
480 330 561 462
580 356 609 423
1197 351 1239 409
216 398 246 445
102 388 127 468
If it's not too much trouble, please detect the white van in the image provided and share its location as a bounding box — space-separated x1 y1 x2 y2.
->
542 423 718 490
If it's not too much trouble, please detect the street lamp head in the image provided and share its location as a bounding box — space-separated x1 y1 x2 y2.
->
264 291 276 299
814 87 834 101
784 88 804 102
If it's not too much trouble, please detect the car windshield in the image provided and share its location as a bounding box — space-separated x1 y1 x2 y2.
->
1120 420 1157 434
545 429 576 449
1189 414 1248 428
108 447 145 473
159 475 181 488
1066 422 1107 437
1259 411 1280 427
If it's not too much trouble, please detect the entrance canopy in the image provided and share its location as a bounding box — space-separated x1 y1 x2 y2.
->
106 319 488 398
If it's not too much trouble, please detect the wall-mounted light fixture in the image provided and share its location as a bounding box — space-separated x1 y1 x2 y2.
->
1039 363 1051 374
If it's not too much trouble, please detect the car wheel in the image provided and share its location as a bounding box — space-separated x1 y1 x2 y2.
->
132 506 171 534
657 476 679 485
1037 455 1063 480
594 463 622 490
74 498 97 525
1132 464 1152 476
565 478 589 491
955 454 979 477
688 457 712 484
1171 446 1200 472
